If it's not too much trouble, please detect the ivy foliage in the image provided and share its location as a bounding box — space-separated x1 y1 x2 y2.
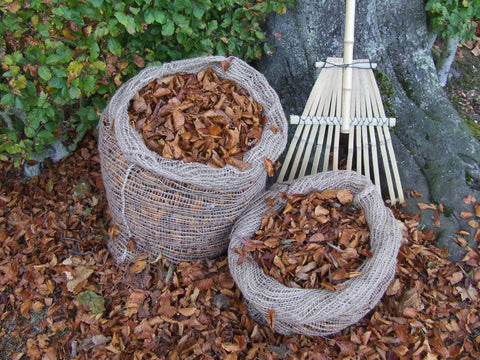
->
426 0 480 41
0 0 292 166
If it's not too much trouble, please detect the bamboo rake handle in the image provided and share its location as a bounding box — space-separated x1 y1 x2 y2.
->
341 0 356 133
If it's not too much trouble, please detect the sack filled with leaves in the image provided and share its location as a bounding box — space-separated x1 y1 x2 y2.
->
98 56 287 263
228 170 402 336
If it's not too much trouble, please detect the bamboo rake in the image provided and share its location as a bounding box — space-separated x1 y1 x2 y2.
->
277 0 404 204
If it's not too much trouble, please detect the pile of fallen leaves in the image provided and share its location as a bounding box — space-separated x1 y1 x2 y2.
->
128 67 267 171
0 132 479 359
236 189 371 290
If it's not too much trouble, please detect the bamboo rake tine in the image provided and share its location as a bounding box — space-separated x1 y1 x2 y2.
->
311 60 340 173
323 124 335 171
277 61 330 182
368 124 381 194
315 63 338 173
277 124 303 182
366 69 403 203
360 68 382 195
356 68 370 179
346 126 354 170
363 66 395 202
298 124 319 177
361 125 370 179
349 65 363 172
356 125 362 172
304 63 337 176
333 125 340 171
287 124 312 180
331 64 344 171
375 126 396 203
383 126 405 203
368 71 404 203
312 125 327 174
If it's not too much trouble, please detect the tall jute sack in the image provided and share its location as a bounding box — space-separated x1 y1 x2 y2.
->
99 56 287 264
228 170 402 336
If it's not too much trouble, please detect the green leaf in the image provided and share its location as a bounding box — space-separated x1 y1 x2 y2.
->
38 66 52 81
24 126 36 138
114 12 136 34
49 77 67 89
80 76 96 94
1 93 15 107
46 54 61 65
200 38 214 49
91 61 106 71
172 13 189 28
36 129 56 145
57 46 73 64
89 0 104 8
37 91 48 108
215 41 225 55
153 9 167 24
108 38 122 56
144 9 156 24
77 290 105 314
162 20 175 36
193 5 205 19
68 86 81 99
89 42 100 60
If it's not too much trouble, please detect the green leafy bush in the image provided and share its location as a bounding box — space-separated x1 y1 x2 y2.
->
0 0 291 167
426 0 480 40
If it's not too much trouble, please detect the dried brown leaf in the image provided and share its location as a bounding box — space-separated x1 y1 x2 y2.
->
418 202 437 210
460 211 474 219
463 194 477 204
264 157 274 177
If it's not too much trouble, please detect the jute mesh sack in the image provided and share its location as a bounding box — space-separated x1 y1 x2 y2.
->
98 56 287 264
228 170 402 336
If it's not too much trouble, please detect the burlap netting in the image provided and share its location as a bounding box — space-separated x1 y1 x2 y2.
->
99 56 288 263
228 170 402 336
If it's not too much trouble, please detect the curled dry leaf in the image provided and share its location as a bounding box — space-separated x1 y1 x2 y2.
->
2 131 480 359
264 158 274 177
237 189 371 290
417 202 437 211
460 211 474 219
463 194 477 205
128 67 267 171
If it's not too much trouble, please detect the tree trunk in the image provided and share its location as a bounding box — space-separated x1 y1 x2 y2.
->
435 35 460 87
256 0 480 260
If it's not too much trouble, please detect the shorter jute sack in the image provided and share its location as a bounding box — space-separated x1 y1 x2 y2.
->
228 170 402 336
99 56 287 264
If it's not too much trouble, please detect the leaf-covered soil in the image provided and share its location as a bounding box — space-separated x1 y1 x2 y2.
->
1 27 480 358
445 22 480 140
0 130 479 360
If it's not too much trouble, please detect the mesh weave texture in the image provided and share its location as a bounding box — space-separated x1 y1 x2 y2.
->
228 170 402 336
98 56 288 263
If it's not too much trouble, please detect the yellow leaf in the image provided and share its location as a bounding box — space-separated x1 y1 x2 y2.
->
282 202 294 214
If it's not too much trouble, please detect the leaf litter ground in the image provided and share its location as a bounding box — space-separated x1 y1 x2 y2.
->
0 132 479 360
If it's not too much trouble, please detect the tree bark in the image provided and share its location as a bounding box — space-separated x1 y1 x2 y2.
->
256 0 480 260
435 35 460 87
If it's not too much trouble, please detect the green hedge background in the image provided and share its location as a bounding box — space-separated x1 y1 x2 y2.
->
0 0 291 167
